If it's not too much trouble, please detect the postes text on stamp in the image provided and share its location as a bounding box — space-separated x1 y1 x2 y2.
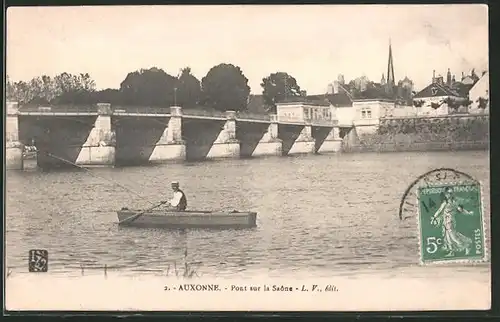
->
417 182 485 264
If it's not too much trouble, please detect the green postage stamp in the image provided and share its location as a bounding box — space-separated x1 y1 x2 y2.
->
417 182 487 264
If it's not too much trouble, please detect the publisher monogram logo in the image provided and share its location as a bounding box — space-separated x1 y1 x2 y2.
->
29 249 48 272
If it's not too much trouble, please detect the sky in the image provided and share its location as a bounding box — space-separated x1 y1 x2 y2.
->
6 4 489 94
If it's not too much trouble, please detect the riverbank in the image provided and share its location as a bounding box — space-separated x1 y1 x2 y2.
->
343 114 489 153
343 139 488 153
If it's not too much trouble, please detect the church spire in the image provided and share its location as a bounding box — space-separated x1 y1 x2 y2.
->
386 39 395 94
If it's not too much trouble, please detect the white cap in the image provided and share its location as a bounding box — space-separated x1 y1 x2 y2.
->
171 181 179 185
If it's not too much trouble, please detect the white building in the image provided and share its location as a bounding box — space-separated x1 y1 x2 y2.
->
412 80 464 116
468 71 489 114
334 105 356 126
352 99 395 135
325 80 355 126
276 101 334 124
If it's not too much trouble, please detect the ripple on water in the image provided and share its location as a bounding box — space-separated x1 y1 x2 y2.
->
5 151 490 277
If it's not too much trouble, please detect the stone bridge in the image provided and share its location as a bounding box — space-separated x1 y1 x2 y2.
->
6 102 351 169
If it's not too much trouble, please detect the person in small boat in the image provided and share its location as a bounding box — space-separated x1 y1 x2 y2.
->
163 181 188 211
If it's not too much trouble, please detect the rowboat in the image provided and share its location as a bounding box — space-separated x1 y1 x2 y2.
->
117 208 258 229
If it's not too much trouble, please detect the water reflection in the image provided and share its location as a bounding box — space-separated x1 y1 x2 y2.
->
6 151 490 278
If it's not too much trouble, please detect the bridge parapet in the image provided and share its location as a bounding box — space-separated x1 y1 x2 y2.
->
112 105 171 116
278 116 337 127
16 101 340 142
16 102 282 123
18 104 99 115
237 111 271 122
182 108 226 119
310 119 338 127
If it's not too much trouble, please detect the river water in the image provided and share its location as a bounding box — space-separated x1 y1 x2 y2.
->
5 151 491 278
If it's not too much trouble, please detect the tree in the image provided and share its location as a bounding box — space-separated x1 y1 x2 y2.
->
6 75 15 100
51 72 97 104
175 67 202 108
413 99 425 108
477 97 489 109
94 88 122 105
431 101 445 109
7 73 98 105
201 63 251 112
260 72 301 113
119 67 177 107
6 78 48 104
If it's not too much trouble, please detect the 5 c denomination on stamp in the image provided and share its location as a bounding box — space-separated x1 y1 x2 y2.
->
417 181 486 265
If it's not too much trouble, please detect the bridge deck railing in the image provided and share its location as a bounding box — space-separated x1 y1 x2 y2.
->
112 106 171 115
16 104 338 126
278 116 338 126
309 119 338 126
236 111 271 121
182 108 227 118
18 105 98 114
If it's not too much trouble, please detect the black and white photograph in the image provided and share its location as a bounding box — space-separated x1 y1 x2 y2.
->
5 4 490 311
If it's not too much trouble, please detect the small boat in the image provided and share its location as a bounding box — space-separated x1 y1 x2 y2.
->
117 208 257 229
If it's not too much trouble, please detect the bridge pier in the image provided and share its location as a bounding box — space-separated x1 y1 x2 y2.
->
251 115 283 157
205 111 240 160
75 103 115 167
286 124 316 155
314 126 342 154
341 126 360 152
149 106 186 163
17 102 349 167
6 102 24 170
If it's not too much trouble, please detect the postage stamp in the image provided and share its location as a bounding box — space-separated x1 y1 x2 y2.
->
417 182 486 264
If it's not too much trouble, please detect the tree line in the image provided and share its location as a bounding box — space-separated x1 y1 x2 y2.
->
7 64 303 113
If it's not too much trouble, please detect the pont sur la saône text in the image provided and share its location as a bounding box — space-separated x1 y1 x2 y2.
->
164 284 338 292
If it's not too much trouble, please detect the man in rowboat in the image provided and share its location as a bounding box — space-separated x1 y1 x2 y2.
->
162 181 188 211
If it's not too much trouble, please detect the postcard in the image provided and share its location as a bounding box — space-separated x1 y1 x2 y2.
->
5 4 490 312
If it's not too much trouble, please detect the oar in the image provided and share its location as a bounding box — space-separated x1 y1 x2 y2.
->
118 201 169 225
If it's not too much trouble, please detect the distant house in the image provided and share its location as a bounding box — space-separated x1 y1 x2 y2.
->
323 81 355 125
460 72 480 86
352 99 396 135
412 73 465 116
450 81 474 98
276 99 333 124
411 68 487 116
468 71 489 114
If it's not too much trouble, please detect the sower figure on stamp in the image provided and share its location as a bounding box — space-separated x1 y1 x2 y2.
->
162 181 188 211
430 187 474 257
